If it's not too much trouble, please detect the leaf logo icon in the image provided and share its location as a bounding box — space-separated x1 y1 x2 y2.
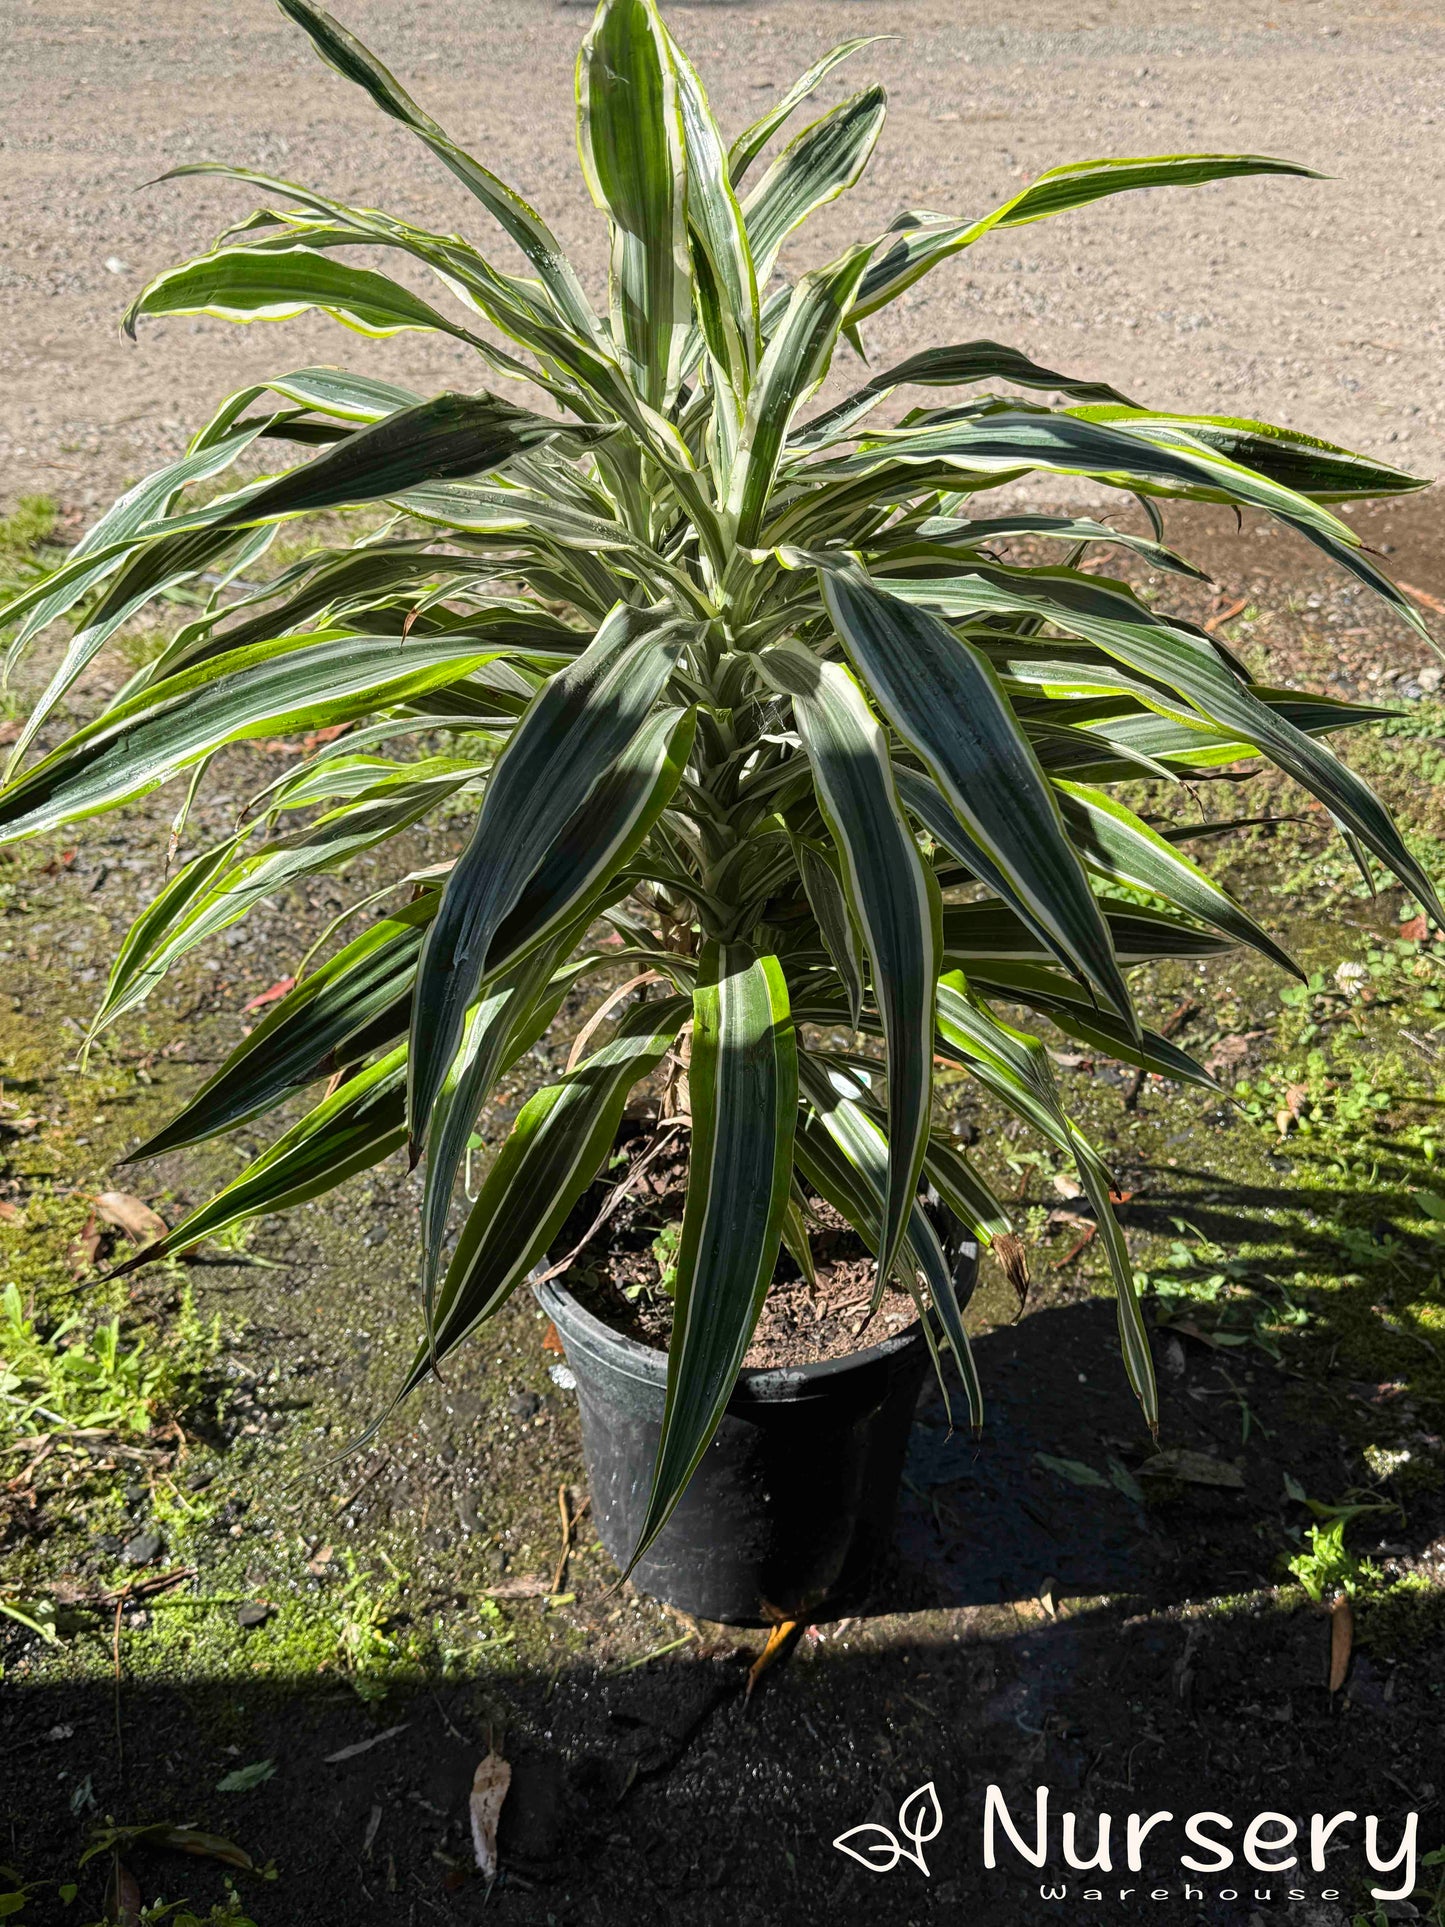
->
833 1781 942 1876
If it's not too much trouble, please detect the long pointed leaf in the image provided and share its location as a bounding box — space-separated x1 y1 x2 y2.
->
668 36 759 399
728 37 884 185
820 564 1132 1023
934 973 1155 1425
276 0 601 341
0 631 509 845
741 88 886 288
1054 780 1300 977
886 565 1444 918
797 1056 981 1426
577 0 691 409
630 946 796 1564
944 896 1233 967
111 1046 410 1276
409 605 690 1157
397 997 688 1395
794 837 864 1025
852 153 1319 321
759 638 938 1283
124 244 488 347
129 896 438 1160
729 246 872 549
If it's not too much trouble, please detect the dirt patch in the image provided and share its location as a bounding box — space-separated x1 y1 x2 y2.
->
554 1119 919 1368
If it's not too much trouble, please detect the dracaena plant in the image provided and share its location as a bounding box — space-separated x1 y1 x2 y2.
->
1 0 1434 1566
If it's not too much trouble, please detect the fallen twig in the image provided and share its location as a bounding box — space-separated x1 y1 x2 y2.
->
549 1485 588 1599
532 1122 687 1289
1398 580 1445 618
1203 595 1248 634
565 973 663 1072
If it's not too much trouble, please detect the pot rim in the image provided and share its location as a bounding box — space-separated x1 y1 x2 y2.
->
532 1243 975 1400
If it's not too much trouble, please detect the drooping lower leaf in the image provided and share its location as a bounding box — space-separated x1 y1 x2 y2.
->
110 1046 410 1278
398 997 689 1395
798 1055 981 1427
0 631 509 845
128 896 437 1160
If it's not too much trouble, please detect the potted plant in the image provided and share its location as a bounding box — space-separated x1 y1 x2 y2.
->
1 0 1433 1625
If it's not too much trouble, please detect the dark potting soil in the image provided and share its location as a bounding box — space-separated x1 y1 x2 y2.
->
552 1117 917 1368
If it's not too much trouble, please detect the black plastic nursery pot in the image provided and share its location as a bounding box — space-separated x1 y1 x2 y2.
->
534 1243 977 1626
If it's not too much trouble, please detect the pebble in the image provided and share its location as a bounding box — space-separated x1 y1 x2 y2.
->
119 1529 162 1567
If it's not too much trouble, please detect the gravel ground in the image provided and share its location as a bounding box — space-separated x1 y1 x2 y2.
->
3 0 1443 513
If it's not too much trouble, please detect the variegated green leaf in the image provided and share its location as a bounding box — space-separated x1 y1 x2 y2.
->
110 1046 410 1278
418 705 697 1320
1053 780 1300 977
0 400 271 685
578 0 691 408
276 0 602 340
668 35 758 401
943 896 1233 968
409 605 691 1158
0 631 508 845
742 88 886 288
728 246 872 550
398 997 689 1395
963 958 1218 1088
759 638 938 1283
124 244 489 346
934 972 1155 1426
728 37 883 185
91 772 468 1038
630 946 796 1563
852 153 1319 321
793 340 1138 451
883 564 1443 918
820 563 1132 1023
798 1054 981 1427
794 837 865 1026
129 895 438 1160
1070 406 1428 502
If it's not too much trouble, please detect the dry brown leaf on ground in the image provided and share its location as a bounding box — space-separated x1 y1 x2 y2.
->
104 1861 142 1927
68 1212 105 1277
1203 595 1248 633
93 1192 167 1245
1330 1593 1354 1691
482 1575 552 1599
468 1753 512 1877
1203 1032 1264 1077
242 977 295 1012
1139 1449 1245 1489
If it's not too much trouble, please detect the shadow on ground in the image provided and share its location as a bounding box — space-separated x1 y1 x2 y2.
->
6 1302 1441 1927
